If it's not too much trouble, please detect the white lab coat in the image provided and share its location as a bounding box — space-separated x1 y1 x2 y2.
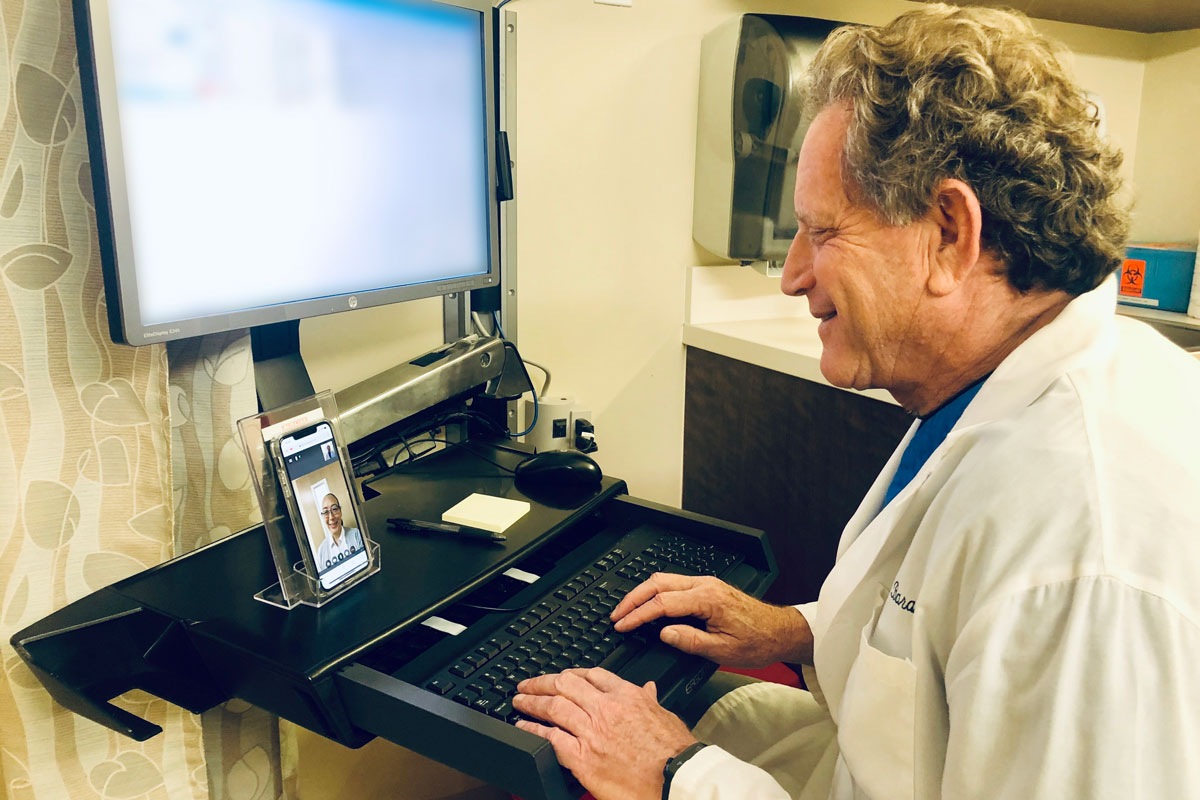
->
674 278 1200 799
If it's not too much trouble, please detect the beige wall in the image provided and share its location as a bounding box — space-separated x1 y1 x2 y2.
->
1131 28 1200 242
303 296 446 395
504 0 913 506
297 2 1156 510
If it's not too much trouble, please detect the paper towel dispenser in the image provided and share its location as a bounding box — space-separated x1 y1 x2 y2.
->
692 15 842 273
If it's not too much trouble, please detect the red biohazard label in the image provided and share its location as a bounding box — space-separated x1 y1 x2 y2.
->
1120 259 1146 297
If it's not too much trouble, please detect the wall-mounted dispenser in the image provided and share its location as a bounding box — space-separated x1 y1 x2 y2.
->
692 15 841 276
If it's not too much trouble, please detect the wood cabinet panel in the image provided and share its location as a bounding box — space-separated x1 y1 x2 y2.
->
682 348 912 604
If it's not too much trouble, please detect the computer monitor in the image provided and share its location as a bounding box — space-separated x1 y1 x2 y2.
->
74 0 501 346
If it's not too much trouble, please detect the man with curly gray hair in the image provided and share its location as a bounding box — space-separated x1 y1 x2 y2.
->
513 6 1200 799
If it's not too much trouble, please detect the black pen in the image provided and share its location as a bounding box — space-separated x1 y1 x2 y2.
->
386 518 507 543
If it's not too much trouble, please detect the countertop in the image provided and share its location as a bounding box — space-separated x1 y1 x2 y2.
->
683 266 898 405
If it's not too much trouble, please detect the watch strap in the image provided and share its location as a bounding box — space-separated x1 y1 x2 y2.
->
662 741 709 800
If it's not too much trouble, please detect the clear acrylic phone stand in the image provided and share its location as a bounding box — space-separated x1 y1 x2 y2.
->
238 390 380 610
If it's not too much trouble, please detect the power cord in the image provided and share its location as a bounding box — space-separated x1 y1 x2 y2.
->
391 434 440 468
470 311 493 339
484 311 542 437
513 391 538 438
353 408 510 476
523 359 551 398
392 436 519 474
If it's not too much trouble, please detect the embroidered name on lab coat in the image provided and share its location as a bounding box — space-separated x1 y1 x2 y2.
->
890 581 916 613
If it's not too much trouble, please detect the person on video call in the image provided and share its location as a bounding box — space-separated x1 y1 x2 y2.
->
510 5 1200 799
315 492 363 568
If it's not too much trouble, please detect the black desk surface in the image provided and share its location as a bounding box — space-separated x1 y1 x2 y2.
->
111 443 625 682
12 438 773 790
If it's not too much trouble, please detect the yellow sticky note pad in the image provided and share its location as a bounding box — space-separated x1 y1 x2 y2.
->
442 493 530 533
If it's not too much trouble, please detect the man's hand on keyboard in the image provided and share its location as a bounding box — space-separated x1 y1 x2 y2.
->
512 668 696 800
610 574 814 667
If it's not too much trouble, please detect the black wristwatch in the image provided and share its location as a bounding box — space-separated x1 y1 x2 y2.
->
662 742 709 800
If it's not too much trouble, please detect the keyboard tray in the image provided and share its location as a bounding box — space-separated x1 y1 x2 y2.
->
336 494 775 800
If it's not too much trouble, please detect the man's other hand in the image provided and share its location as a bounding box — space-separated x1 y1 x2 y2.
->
611 573 814 667
512 668 696 800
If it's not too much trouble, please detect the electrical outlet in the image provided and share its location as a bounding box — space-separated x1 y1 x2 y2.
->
524 396 574 452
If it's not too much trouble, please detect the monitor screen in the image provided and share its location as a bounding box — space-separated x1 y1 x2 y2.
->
77 0 499 344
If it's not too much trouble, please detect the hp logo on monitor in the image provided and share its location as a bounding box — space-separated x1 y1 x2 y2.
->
348 296 358 309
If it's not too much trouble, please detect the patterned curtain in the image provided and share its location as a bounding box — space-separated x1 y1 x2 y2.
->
0 0 208 797
166 333 293 800
0 1 289 798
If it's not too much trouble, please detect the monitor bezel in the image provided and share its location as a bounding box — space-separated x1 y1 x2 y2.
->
73 0 502 346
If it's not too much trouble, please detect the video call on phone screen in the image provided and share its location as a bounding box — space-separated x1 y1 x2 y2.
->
280 424 366 583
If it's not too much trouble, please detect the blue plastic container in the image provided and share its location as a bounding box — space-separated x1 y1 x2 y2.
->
1118 244 1196 313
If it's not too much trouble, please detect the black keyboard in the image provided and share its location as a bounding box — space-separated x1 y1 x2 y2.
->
407 526 743 724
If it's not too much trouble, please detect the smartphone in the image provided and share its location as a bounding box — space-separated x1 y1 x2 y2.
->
274 421 370 591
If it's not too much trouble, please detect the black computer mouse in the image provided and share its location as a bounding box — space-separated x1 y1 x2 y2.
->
513 450 603 496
